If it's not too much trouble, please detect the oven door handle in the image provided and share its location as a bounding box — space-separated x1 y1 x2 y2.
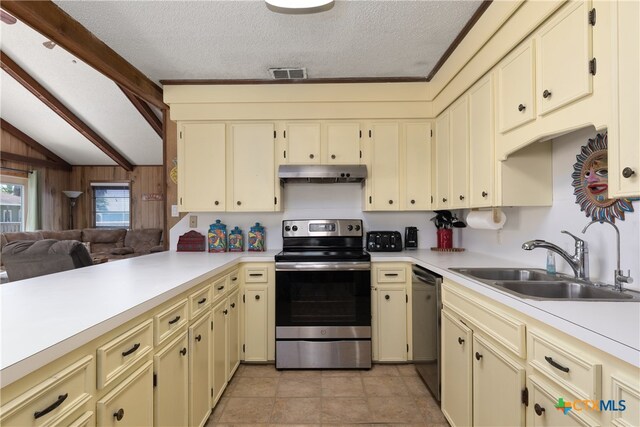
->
276 262 371 271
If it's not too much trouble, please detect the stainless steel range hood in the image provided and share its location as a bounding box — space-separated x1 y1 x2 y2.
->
278 165 367 184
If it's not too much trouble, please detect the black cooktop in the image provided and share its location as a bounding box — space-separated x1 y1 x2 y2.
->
275 250 371 262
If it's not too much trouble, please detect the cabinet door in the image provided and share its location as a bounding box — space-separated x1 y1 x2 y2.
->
528 375 600 427
367 123 400 210
244 286 268 362
178 122 225 212
212 298 228 403
324 122 361 164
376 286 407 362
469 75 495 207
537 0 592 116
227 289 240 378
609 0 640 198
441 310 472 427
498 40 536 133
434 111 451 209
189 312 212 427
449 96 469 209
403 122 432 210
228 123 276 211
154 332 189 427
473 334 525 427
285 122 321 164
97 361 153 427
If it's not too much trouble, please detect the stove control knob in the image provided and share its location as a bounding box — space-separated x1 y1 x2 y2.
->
347 225 353 231
355 225 361 231
292 225 298 231
285 226 291 232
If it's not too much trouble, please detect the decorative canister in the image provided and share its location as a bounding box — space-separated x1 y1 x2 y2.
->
436 228 453 249
228 226 244 252
208 219 227 252
248 222 265 252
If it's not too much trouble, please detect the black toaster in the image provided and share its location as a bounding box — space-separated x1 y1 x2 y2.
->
366 231 403 252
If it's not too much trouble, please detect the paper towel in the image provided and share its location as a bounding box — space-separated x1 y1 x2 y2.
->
466 210 507 230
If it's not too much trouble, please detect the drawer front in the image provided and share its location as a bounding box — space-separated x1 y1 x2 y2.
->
96 361 153 427
228 269 240 290
58 410 95 427
375 266 407 283
529 329 601 400
188 283 212 320
611 375 640 427
211 275 229 302
244 266 268 283
97 320 153 389
0 356 93 427
443 283 526 358
528 375 600 427
154 299 189 346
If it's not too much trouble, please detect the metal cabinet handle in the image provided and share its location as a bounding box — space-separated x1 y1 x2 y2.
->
231 276 238 281
410 199 415 204
622 167 636 178
309 154 315 159
168 315 181 325
442 197 447 202
331 154 336 159
195 334 202 342
255 295 261 300
385 273 398 277
180 347 187 356
214 201 219 206
534 403 545 416
121 343 140 357
217 285 225 291
458 337 464 345
388 200 393 204
475 352 483 361
231 303 236 308
113 408 125 422
459 195 465 200
518 104 526 112
198 298 207 304
237 201 242 206
223 309 228 315
545 356 570 373
543 90 552 99
249 273 263 277
385 294 390 300
482 191 488 197
34 393 68 419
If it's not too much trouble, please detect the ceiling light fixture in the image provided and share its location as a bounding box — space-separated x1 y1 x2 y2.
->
265 0 334 14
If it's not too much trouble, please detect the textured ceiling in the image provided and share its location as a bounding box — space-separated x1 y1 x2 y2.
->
54 0 483 82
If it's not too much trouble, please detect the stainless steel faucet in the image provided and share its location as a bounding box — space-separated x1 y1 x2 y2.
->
582 219 634 292
522 231 589 280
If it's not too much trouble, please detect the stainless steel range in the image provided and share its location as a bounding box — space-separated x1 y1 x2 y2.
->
275 219 372 369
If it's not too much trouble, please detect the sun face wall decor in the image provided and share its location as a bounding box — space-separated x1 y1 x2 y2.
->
572 132 636 222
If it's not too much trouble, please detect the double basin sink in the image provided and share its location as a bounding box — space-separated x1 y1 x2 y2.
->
450 268 640 302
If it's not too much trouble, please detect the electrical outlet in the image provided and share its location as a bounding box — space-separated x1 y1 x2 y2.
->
189 215 198 228
171 205 179 217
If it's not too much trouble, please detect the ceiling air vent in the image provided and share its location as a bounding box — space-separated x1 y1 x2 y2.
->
269 67 307 80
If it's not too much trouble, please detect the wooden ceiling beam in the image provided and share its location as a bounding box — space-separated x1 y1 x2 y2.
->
1 118 72 169
1 0 165 110
1 50 134 171
118 85 163 138
1 151 71 171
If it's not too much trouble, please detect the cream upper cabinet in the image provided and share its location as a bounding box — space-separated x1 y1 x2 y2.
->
473 335 526 427
243 286 268 362
228 123 278 212
536 0 592 116
189 312 212 427
441 310 473 427
468 75 495 208
153 332 189 427
609 0 640 198
178 122 226 212
498 40 536 133
324 122 361 164
434 111 451 209
449 96 470 209
284 122 321 164
227 288 240 379
402 122 432 210
365 122 400 210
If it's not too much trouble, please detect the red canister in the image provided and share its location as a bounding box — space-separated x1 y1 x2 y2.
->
437 229 453 249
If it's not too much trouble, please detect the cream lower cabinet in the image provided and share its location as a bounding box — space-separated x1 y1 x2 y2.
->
227 289 241 378
189 312 212 427
211 298 228 404
153 331 189 427
441 310 473 427
97 361 154 427
242 285 268 362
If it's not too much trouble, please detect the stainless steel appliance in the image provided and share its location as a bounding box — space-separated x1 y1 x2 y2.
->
366 231 402 252
412 265 442 401
275 219 371 369
405 227 418 250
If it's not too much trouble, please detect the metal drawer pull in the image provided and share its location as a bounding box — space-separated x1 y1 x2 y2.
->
534 403 545 416
231 303 236 308
385 294 390 300
113 408 125 422
255 295 261 300
249 273 263 277
475 352 483 361
545 356 570 373
231 276 238 281
384 273 398 277
622 167 635 178
180 347 187 356
518 104 526 112
543 90 552 99
34 393 68 419
168 315 181 325
223 309 228 315
458 337 464 345
121 343 140 357
198 297 207 304
195 334 202 342
217 285 225 291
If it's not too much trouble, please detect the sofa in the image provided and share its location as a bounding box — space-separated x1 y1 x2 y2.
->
0 228 164 263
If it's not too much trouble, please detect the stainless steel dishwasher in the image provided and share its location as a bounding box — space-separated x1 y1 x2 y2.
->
412 265 442 402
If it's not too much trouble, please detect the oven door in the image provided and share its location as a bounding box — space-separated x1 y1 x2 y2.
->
275 262 371 329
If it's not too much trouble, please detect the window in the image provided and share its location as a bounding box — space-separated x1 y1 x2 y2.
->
0 176 27 233
92 183 131 228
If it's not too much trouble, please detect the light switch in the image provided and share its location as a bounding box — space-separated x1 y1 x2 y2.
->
189 215 198 228
171 205 179 217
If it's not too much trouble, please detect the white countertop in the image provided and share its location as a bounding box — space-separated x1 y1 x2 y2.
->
1 249 638 388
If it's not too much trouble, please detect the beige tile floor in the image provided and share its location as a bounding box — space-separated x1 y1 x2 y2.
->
205 363 449 426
